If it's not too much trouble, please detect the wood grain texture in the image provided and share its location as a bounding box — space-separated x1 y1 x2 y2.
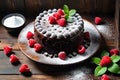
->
0 0 115 16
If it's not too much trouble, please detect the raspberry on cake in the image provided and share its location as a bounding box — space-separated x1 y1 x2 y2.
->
34 5 84 59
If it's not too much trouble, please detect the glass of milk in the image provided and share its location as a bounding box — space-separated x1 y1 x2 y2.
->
2 13 25 34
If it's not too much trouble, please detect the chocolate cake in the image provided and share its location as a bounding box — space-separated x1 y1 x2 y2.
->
34 8 84 55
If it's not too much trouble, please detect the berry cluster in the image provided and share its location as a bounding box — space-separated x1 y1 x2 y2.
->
27 31 42 52
48 9 67 27
3 46 30 73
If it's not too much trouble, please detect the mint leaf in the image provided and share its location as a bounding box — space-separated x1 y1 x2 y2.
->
94 66 107 76
91 57 101 65
108 63 120 74
111 55 120 63
101 50 109 58
63 5 69 14
69 9 76 16
67 17 73 22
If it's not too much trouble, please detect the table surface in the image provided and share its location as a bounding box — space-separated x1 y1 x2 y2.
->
0 15 120 80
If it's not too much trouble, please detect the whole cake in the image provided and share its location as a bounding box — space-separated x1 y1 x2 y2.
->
34 5 84 55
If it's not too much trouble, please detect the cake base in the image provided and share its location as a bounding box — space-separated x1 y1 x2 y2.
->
18 19 101 66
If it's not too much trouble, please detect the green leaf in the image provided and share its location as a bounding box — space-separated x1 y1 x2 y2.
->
67 17 73 22
108 63 120 74
91 57 101 65
63 5 69 14
111 55 120 63
101 50 109 58
94 66 107 76
69 9 76 16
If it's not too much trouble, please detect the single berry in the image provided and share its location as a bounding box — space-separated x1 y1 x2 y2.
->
77 45 86 54
57 9 64 15
100 56 112 66
53 12 61 20
57 18 66 27
58 51 66 60
19 64 30 73
29 39 36 47
95 17 102 25
110 48 119 55
26 31 34 40
4 46 12 55
101 74 110 80
84 32 90 40
34 43 42 52
10 54 19 63
48 16 56 24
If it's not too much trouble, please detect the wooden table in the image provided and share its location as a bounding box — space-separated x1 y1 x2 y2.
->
0 13 119 80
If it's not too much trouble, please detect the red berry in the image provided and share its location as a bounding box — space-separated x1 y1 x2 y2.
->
95 17 102 25
53 12 61 20
110 48 119 55
57 9 64 15
10 54 19 63
4 46 12 55
84 32 90 40
100 56 112 66
58 51 66 60
19 64 30 73
26 31 34 40
34 43 42 52
101 74 110 80
77 45 86 54
48 16 56 24
29 39 36 47
57 18 66 27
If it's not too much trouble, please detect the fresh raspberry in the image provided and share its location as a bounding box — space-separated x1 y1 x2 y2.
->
19 64 30 73
101 74 110 80
77 45 86 54
28 39 36 47
58 51 66 60
34 43 42 52
57 18 66 27
53 12 61 20
95 17 102 25
100 56 112 66
84 32 90 40
26 31 34 40
10 54 19 63
48 16 56 24
110 48 119 55
57 9 64 15
4 46 13 55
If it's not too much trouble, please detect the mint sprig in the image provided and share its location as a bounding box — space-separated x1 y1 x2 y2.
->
63 5 76 22
91 50 120 76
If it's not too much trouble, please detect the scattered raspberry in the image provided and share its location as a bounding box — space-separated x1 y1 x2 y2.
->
10 54 19 63
95 17 102 25
19 64 30 73
77 45 86 54
57 18 66 27
57 9 64 15
84 32 90 40
53 12 61 20
100 56 112 66
26 31 34 40
101 74 110 80
110 48 119 55
58 51 67 60
4 46 13 55
48 16 56 24
34 43 42 52
29 39 36 47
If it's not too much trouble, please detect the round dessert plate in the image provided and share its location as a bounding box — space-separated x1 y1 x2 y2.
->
18 19 101 66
